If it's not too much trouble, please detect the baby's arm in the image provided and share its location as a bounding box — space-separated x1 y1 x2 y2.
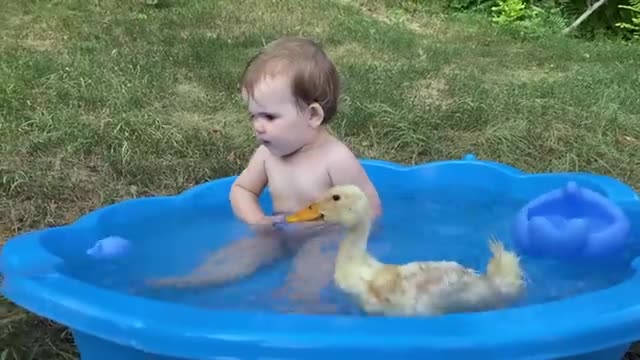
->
148 147 280 289
229 146 270 224
327 145 382 220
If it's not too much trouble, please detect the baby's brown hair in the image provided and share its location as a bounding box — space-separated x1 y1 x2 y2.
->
240 36 340 124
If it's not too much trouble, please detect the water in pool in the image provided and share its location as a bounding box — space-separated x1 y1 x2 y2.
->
59 185 638 315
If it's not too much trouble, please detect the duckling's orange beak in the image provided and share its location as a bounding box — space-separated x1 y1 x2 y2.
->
285 204 323 223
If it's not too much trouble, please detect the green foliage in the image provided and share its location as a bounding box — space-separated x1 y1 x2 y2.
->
486 0 568 38
421 0 640 39
492 0 527 24
616 0 640 38
517 5 568 35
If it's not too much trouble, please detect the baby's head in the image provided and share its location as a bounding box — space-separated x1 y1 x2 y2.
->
240 37 340 157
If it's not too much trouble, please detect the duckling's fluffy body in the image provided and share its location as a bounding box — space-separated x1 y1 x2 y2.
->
286 184 526 316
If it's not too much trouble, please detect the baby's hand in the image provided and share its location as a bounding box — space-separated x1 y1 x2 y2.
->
250 214 286 236
262 214 286 225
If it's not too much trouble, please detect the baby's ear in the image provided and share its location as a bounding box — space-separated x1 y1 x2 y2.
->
307 102 324 128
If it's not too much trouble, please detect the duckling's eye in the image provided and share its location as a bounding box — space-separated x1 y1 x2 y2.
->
332 194 340 201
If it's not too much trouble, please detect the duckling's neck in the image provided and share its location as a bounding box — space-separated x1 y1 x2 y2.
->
336 219 373 267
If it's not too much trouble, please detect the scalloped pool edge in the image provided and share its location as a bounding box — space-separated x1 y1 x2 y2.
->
2 153 640 360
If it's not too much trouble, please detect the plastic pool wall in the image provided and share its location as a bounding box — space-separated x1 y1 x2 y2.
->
3 154 640 360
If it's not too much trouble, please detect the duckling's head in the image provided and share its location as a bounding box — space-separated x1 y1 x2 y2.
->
285 184 371 228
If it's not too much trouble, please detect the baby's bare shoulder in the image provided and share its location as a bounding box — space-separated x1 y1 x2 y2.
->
322 136 359 164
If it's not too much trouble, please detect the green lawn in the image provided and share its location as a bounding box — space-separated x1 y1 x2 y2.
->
2 0 640 358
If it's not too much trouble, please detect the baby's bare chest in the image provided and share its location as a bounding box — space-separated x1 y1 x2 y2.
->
265 158 332 210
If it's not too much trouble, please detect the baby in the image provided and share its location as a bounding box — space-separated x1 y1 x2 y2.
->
151 37 381 305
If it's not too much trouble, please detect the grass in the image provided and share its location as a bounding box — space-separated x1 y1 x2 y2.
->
1 0 640 358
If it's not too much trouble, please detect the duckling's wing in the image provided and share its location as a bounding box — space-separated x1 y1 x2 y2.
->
411 261 517 314
401 261 478 292
380 262 476 315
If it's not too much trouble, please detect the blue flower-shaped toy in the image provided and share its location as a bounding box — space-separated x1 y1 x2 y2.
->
512 181 631 258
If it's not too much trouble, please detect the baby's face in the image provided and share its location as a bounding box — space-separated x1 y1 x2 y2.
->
243 74 317 157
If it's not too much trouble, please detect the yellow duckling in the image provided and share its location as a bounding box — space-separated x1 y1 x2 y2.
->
285 184 526 316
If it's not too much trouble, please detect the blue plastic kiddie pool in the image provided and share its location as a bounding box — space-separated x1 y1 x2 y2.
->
2 154 640 360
